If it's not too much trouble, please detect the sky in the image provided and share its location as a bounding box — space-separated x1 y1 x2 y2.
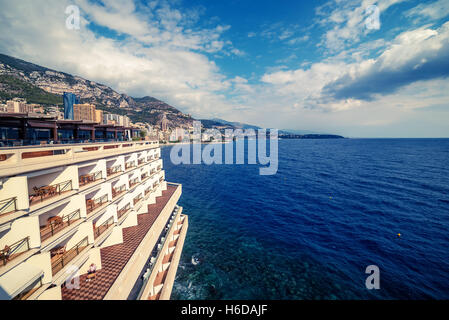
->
0 0 449 137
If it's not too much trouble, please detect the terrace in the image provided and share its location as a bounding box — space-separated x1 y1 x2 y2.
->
93 216 115 240
112 184 127 199
107 164 122 177
50 236 89 276
40 209 82 242
117 203 131 220
86 194 109 215
0 236 31 266
28 180 73 206
0 197 17 217
79 171 102 187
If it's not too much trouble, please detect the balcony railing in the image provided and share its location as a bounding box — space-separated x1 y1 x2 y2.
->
117 203 131 220
1 236 31 266
144 188 151 196
51 236 89 275
94 216 115 240
146 156 153 162
0 197 17 216
129 178 139 188
141 173 148 181
159 177 164 183
86 194 108 214
29 180 73 205
79 171 102 187
133 195 143 206
107 165 122 177
150 169 156 175
152 182 159 189
40 209 82 242
138 158 145 165
112 184 126 199
125 161 136 170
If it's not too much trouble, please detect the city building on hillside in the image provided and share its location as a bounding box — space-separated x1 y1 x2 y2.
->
63 92 78 120
94 109 103 124
103 114 130 127
160 114 168 132
6 99 34 114
73 104 96 122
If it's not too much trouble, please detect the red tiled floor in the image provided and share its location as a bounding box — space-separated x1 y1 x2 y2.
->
61 185 177 300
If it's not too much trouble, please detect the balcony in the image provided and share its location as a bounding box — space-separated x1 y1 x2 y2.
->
93 216 115 240
86 194 108 214
157 165 162 171
107 165 122 177
152 182 159 189
129 178 139 188
79 171 102 187
138 158 145 166
112 185 126 199
0 237 31 266
117 203 131 220
150 169 156 175
141 173 149 181
51 236 89 275
0 197 17 216
159 177 164 183
133 195 143 206
29 180 73 206
40 209 82 242
144 188 151 196
146 156 153 162
125 161 136 170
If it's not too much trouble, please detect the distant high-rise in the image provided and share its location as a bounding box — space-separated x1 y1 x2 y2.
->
63 92 78 120
160 113 168 131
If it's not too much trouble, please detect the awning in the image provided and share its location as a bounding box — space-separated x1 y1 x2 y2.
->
0 263 43 300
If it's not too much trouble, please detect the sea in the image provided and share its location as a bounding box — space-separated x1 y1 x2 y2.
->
161 139 449 300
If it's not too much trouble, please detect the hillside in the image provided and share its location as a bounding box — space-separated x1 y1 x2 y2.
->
0 53 194 128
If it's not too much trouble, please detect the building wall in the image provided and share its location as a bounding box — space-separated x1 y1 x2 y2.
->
73 104 95 122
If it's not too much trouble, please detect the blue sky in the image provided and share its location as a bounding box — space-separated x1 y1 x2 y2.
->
0 0 449 137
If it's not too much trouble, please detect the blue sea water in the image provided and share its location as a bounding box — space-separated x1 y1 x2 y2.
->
162 139 449 300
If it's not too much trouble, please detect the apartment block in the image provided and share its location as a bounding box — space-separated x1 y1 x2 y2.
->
73 104 96 122
0 140 188 300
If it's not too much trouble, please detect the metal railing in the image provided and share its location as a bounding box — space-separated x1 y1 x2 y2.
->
1 236 31 266
129 178 139 188
86 194 108 214
94 216 115 239
107 165 122 176
0 197 17 215
40 209 82 242
29 180 73 204
79 171 103 187
117 203 131 219
51 236 89 275
133 195 143 206
112 184 126 198
125 161 136 170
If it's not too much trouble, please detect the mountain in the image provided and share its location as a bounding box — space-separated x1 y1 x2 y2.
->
0 53 194 128
209 118 261 130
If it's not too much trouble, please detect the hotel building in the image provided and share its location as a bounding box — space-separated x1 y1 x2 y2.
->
0 139 188 300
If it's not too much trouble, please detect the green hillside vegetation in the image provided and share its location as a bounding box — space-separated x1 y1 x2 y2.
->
0 74 62 105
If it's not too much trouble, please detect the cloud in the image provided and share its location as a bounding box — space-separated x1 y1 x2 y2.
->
323 22 449 100
317 0 407 52
406 0 449 22
0 0 239 118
